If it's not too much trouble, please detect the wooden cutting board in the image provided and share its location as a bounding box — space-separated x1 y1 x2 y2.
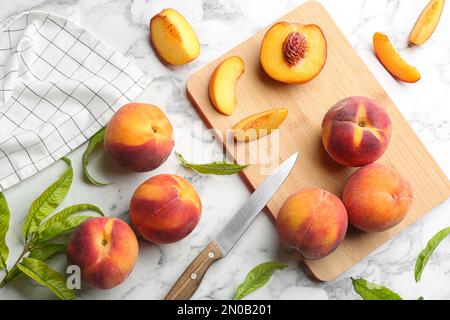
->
186 1 450 281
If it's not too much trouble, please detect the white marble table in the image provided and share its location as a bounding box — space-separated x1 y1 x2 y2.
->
0 0 449 300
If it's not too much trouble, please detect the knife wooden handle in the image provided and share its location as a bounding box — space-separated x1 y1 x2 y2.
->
165 240 223 300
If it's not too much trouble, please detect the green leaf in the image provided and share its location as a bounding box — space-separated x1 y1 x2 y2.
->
418 296 424 300
35 216 93 243
34 204 103 243
351 278 402 300
415 227 450 282
23 157 73 241
5 243 66 283
40 204 103 226
176 151 248 175
29 243 67 261
82 127 111 187
233 262 287 300
0 192 10 269
18 257 76 300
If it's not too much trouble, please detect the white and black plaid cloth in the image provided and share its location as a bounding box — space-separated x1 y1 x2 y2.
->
0 11 151 191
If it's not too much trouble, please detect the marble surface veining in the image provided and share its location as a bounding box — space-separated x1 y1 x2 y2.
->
0 0 449 300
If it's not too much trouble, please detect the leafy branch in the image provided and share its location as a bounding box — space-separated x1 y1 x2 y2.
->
0 157 103 299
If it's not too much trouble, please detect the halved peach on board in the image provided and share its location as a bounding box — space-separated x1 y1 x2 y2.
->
233 108 288 141
209 56 245 116
150 8 200 65
409 0 445 45
260 22 327 84
373 32 420 83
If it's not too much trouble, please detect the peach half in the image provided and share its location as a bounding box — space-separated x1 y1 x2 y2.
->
260 22 327 84
104 103 174 172
342 164 413 232
150 8 200 65
130 174 202 244
373 32 420 83
322 96 392 167
276 188 348 260
233 108 288 141
409 0 445 45
67 217 139 289
209 56 245 116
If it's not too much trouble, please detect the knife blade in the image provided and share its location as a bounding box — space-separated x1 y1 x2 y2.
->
214 151 299 255
165 152 298 300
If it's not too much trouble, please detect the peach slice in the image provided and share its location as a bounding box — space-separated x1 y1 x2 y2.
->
373 32 421 83
209 56 245 116
150 8 200 65
233 108 288 141
260 22 327 84
409 0 445 45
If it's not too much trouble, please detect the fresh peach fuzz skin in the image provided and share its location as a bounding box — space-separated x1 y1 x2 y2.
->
322 96 392 167
276 188 348 260
104 103 174 172
67 217 139 289
130 174 202 244
343 164 413 232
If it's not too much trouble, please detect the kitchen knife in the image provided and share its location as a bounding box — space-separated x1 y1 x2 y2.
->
164 152 298 300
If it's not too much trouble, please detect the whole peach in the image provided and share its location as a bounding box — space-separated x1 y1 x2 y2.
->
104 103 174 172
67 217 138 289
322 96 392 167
342 163 413 232
130 174 202 244
276 188 348 260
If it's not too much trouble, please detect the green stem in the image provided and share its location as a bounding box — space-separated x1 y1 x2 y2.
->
0 244 30 288
0 278 6 289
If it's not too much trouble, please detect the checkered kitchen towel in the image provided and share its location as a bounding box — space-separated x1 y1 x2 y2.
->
0 11 151 191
